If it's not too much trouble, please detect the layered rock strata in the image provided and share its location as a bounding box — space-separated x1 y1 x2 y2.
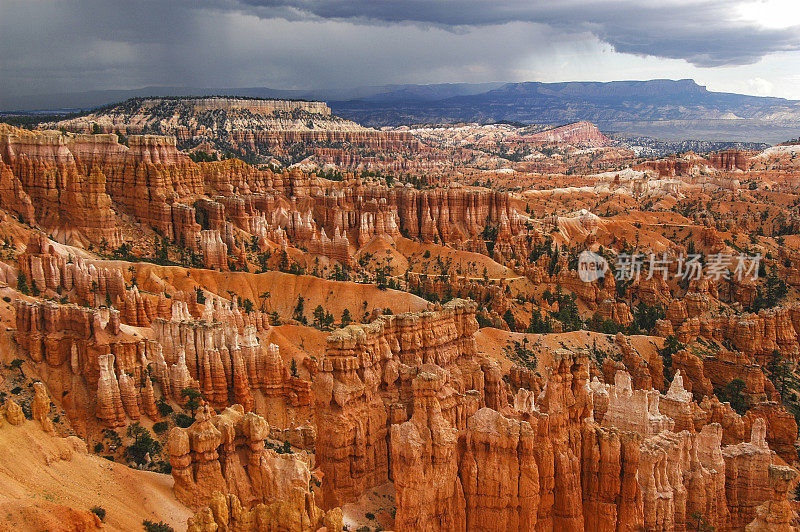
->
314 299 486 508
169 403 342 531
13 297 162 432
152 317 311 416
313 298 793 532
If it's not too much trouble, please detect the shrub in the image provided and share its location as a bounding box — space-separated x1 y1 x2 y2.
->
717 378 748 415
90 506 106 522
293 295 305 322
102 428 122 450
10 358 25 378
631 303 665 334
174 413 194 428
156 400 173 417
142 520 175 532
502 309 516 330
152 421 169 434
93 442 104 453
180 388 201 418
17 273 29 295
660 335 683 382
527 310 553 334
126 422 161 465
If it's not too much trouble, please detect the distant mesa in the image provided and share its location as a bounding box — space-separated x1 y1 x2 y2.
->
134 96 332 116
48 96 421 169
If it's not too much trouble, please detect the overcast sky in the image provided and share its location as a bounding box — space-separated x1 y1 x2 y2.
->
1 0 799 99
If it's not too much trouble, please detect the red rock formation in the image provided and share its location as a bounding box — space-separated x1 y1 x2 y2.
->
200 229 228 270
322 335 795 532
32 381 54 433
152 317 310 418
0 126 210 246
723 418 776 528
96 354 126 427
391 372 467 531
698 306 800 365
185 490 344 532
708 149 752 172
745 464 797 532
2 121 532 280
601 371 674 435
671 348 715 398
116 286 157 327
596 299 634 326
168 402 339 529
14 299 158 434
0 130 35 224
0 128 120 245
636 157 697 177
18 233 126 305
514 121 613 148
314 299 486 508
459 407 539 531
55 97 422 171
743 402 799 465
658 370 696 431
3 398 25 425
596 371 738 531
698 395 746 444
408 274 511 314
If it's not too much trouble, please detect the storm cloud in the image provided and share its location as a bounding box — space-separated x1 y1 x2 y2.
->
238 0 800 66
1 0 799 102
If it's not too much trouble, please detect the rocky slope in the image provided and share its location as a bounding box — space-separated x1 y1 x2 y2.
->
0 409 190 531
513 121 613 148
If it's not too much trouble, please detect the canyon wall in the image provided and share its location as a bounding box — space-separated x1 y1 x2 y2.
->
314 298 486 508
311 300 791 531
169 403 343 531
0 125 526 272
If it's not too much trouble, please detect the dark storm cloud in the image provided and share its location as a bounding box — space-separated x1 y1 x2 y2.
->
238 0 800 67
0 0 567 98
1 0 798 101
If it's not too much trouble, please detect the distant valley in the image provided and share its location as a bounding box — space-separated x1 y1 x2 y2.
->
4 79 799 144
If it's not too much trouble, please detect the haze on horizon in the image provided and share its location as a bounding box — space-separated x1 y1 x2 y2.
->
1 0 800 103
